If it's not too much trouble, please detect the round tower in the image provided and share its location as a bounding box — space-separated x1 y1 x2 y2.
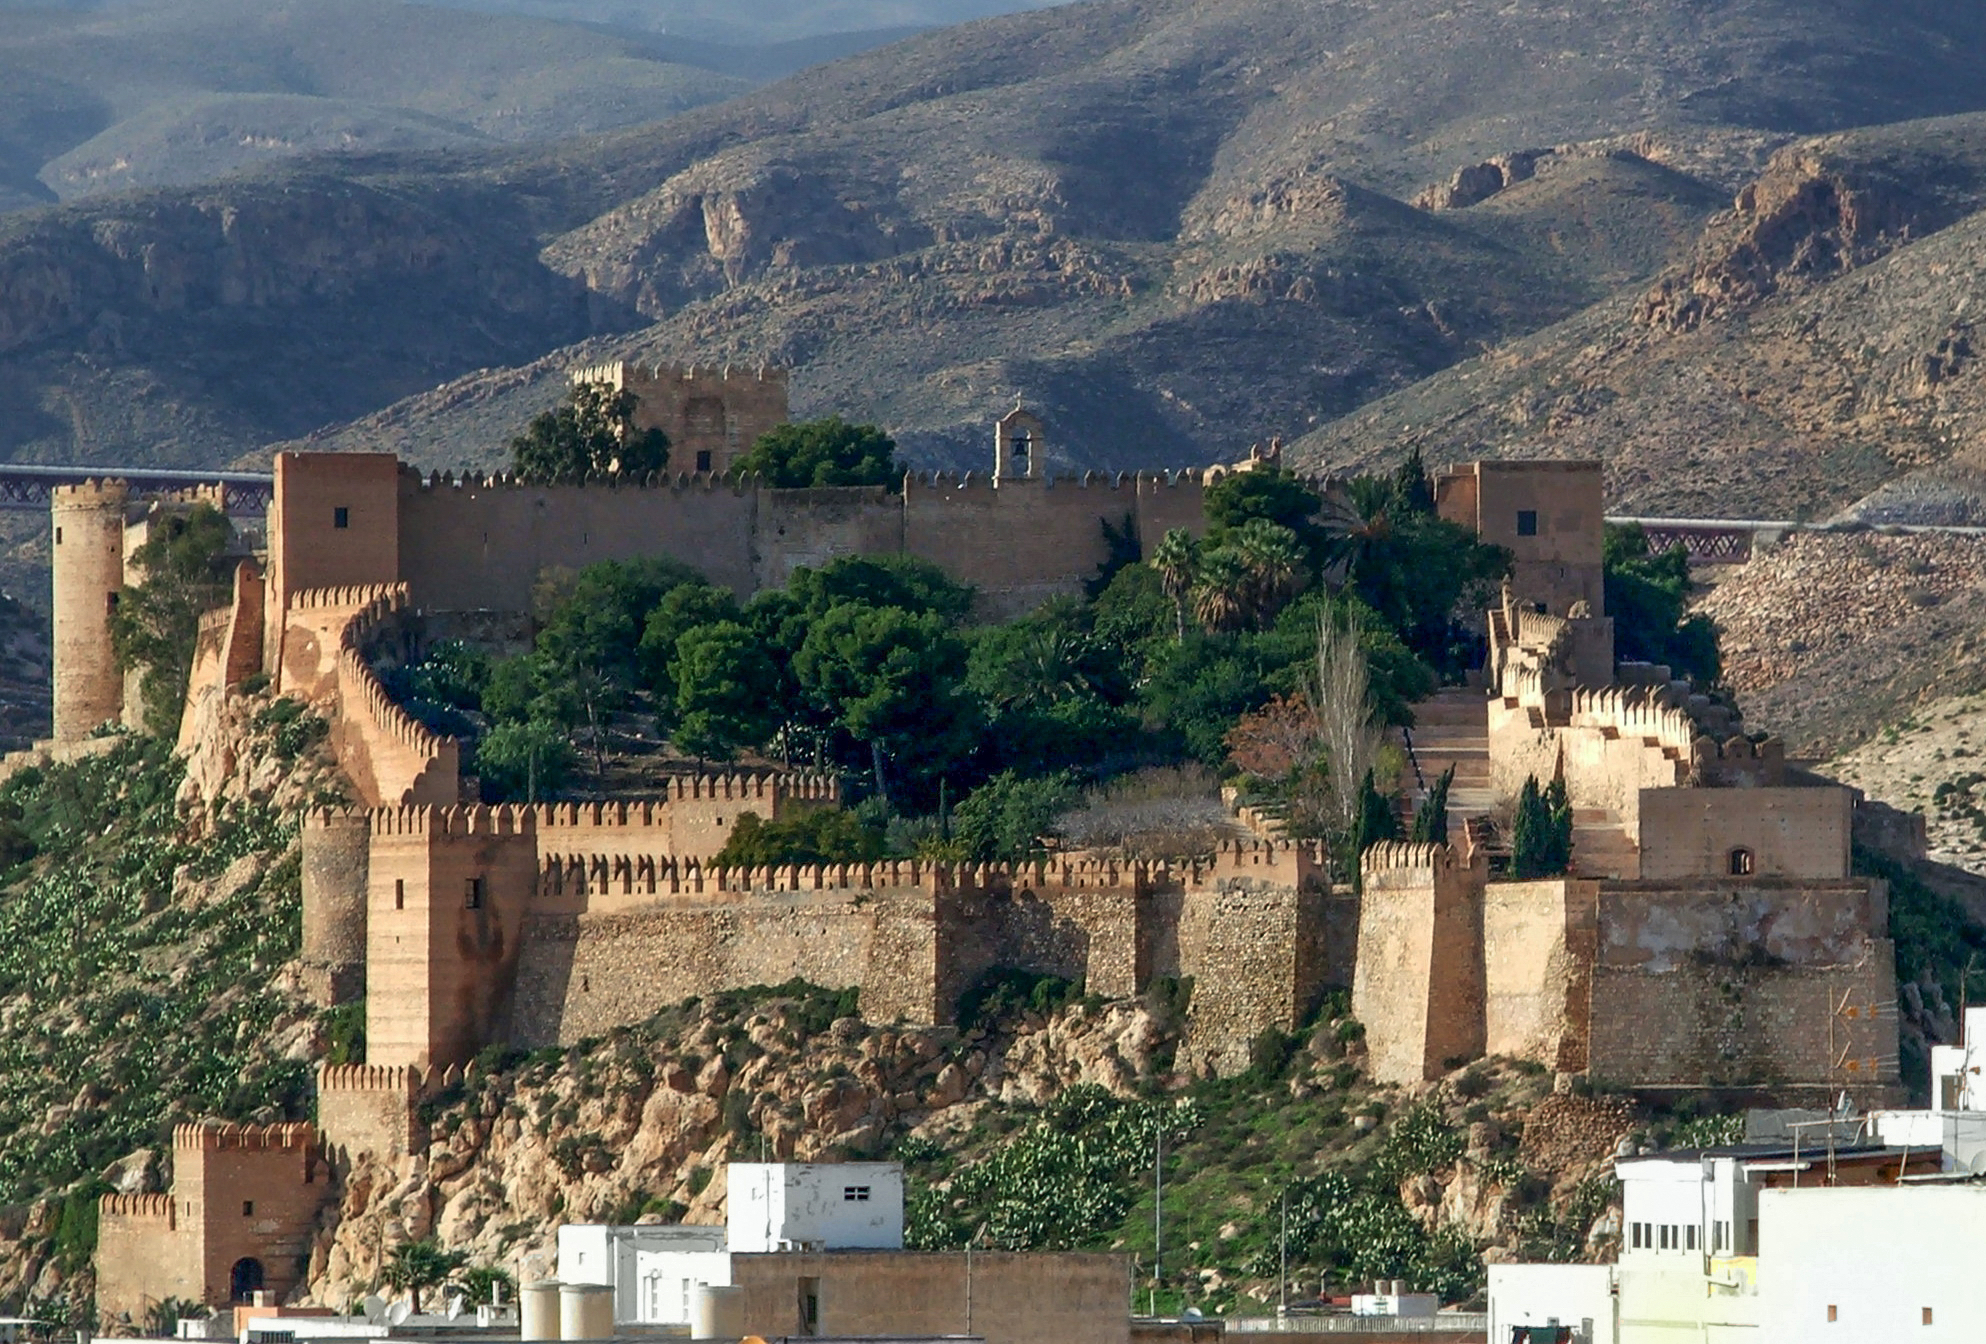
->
301 808 371 1006
51 480 129 742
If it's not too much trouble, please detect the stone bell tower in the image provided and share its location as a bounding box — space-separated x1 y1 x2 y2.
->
993 406 1047 482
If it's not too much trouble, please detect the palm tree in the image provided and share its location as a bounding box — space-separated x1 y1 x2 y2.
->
1150 528 1201 639
1313 475 1397 584
381 1239 467 1315
1229 518 1307 623
1191 547 1252 634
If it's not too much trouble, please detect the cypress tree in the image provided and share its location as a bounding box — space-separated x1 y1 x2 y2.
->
1410 765 1454 846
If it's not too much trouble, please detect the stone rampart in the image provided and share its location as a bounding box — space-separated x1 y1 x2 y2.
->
1483 879 1596 1071
96 1193 192 1323
571 360 790 476
1585 878 1897 1091
316 1063 455 1159
329 586 459 807
1353 842 1487 1084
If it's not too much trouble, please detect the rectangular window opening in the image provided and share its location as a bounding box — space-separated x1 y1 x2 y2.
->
333 506 350 529
465 877 485 910
1516 509 1539 537
843 1186 870 1202
1924 1307 1934 1325
1686 1225 1698 1251
695 450 712 473
242 1200 254 1217
53 527 61 545
106 591 120 614
798 1277 819 1336
394 878 406 910
1827 1305 1837 1323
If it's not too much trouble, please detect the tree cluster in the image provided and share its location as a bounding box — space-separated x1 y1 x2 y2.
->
110 502 235 736
510 381 670 485
1604 522 1720 683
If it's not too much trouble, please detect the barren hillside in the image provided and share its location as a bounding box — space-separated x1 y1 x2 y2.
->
4 0 1986 474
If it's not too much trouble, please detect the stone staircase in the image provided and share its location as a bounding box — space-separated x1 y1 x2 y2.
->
1396 688 1496 835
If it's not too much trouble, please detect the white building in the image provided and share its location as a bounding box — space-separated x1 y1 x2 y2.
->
1487 1140 1928 1343
1757 1185 1986 1339
555 1223 727 1324
559 1162 906 1328
726 1161 905 1253
1486 1264 1616 1344
1869 1005 1986 1172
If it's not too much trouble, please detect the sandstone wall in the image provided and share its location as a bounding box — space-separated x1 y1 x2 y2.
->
1585 878 1898 1089
96 1195 194 1324
397 470 761 605
301 809 371 1006
265 454 400 669
173 1123 330 1309
508 889 940 1046
316 1065 439 1161
366 809 539 1069
1437 459 1604 616
1353 843 1486 1084
755 485 905 590
1174 874 1329 1077
1483 879 1596 1071
729 1249 1130 1344
50 480 128 742
1636 785 1851 880
573 361 789 477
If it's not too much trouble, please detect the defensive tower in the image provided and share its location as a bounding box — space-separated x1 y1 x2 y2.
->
50 480 129 741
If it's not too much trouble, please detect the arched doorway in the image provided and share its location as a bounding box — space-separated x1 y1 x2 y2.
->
230 1257 265 1302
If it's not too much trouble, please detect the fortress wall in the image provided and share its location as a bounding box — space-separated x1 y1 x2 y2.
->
1483 880 1596 1072
178 562 264 753
1488 695 1692 831
96 1194 193 1324
754 486 904 591
1175 876 1331 1076
301 809 371 1006
266 455 400 674
1134 473 1211 547
933 877 1150 1017
366 814 539 1070
1353 843 1485 1084
396 472 760 609
331 591 459 807
1636 786 1852 880
507 891 936 1047
578 361 790 476
315 1064 434 1160
1585 878 1896 1088
173 1123 327 1309
901 475 1140 618
1440 460 1604 615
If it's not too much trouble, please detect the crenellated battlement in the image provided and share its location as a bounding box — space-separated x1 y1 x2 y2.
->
571 360 789 389
51 478 131 505
906 467 1208 493
404 464 767 496
1362 840 1456 876
172 1121 315 1153
99 1192 174 1220
288 582 408 612
317 1061 461 1094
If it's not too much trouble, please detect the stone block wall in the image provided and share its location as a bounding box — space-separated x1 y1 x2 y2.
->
572 361 790 477
1585 878 1898 1089
728 1249 1130 1344
316 1064 446 1160
96 1194 192 1323
1636 785 1851 880
1483 879 1596 1071
50 480 129 742
1173 848 1331 1076
1436 459 1605 616
1354 842 1487 1084
301 809 371 1006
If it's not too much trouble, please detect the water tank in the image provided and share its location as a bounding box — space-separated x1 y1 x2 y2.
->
521 1280 561 1342
560 1282 613 1341
691 1285 744 1339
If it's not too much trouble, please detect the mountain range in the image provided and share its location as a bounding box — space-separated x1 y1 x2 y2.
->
1 0 1985 527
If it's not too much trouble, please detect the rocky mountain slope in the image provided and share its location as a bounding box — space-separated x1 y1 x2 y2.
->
1290 114 1986 520
5 0 1986 473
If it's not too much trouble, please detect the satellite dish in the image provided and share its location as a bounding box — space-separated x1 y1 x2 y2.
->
360 1296 387 1326
386 1302 414 1327
1966 1151 1986 1179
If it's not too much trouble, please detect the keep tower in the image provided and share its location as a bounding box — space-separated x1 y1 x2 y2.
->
51 480 129 742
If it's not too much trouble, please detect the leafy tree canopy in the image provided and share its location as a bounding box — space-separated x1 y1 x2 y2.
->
1604 523 1721 684
713 808 887 869
110 502 235 736
735 416 901 489
510 381 669 485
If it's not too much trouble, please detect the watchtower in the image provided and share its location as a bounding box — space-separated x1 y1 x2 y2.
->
993 406 1046 482
50 480 130 742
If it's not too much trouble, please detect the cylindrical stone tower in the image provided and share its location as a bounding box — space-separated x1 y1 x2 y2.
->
301 808 372 1006
51 480 129 742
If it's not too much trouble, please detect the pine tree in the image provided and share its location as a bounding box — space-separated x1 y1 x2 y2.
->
1410 765 1454 845
1511 773 1574 879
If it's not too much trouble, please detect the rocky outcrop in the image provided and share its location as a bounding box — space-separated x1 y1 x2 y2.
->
1414 151 1552 211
